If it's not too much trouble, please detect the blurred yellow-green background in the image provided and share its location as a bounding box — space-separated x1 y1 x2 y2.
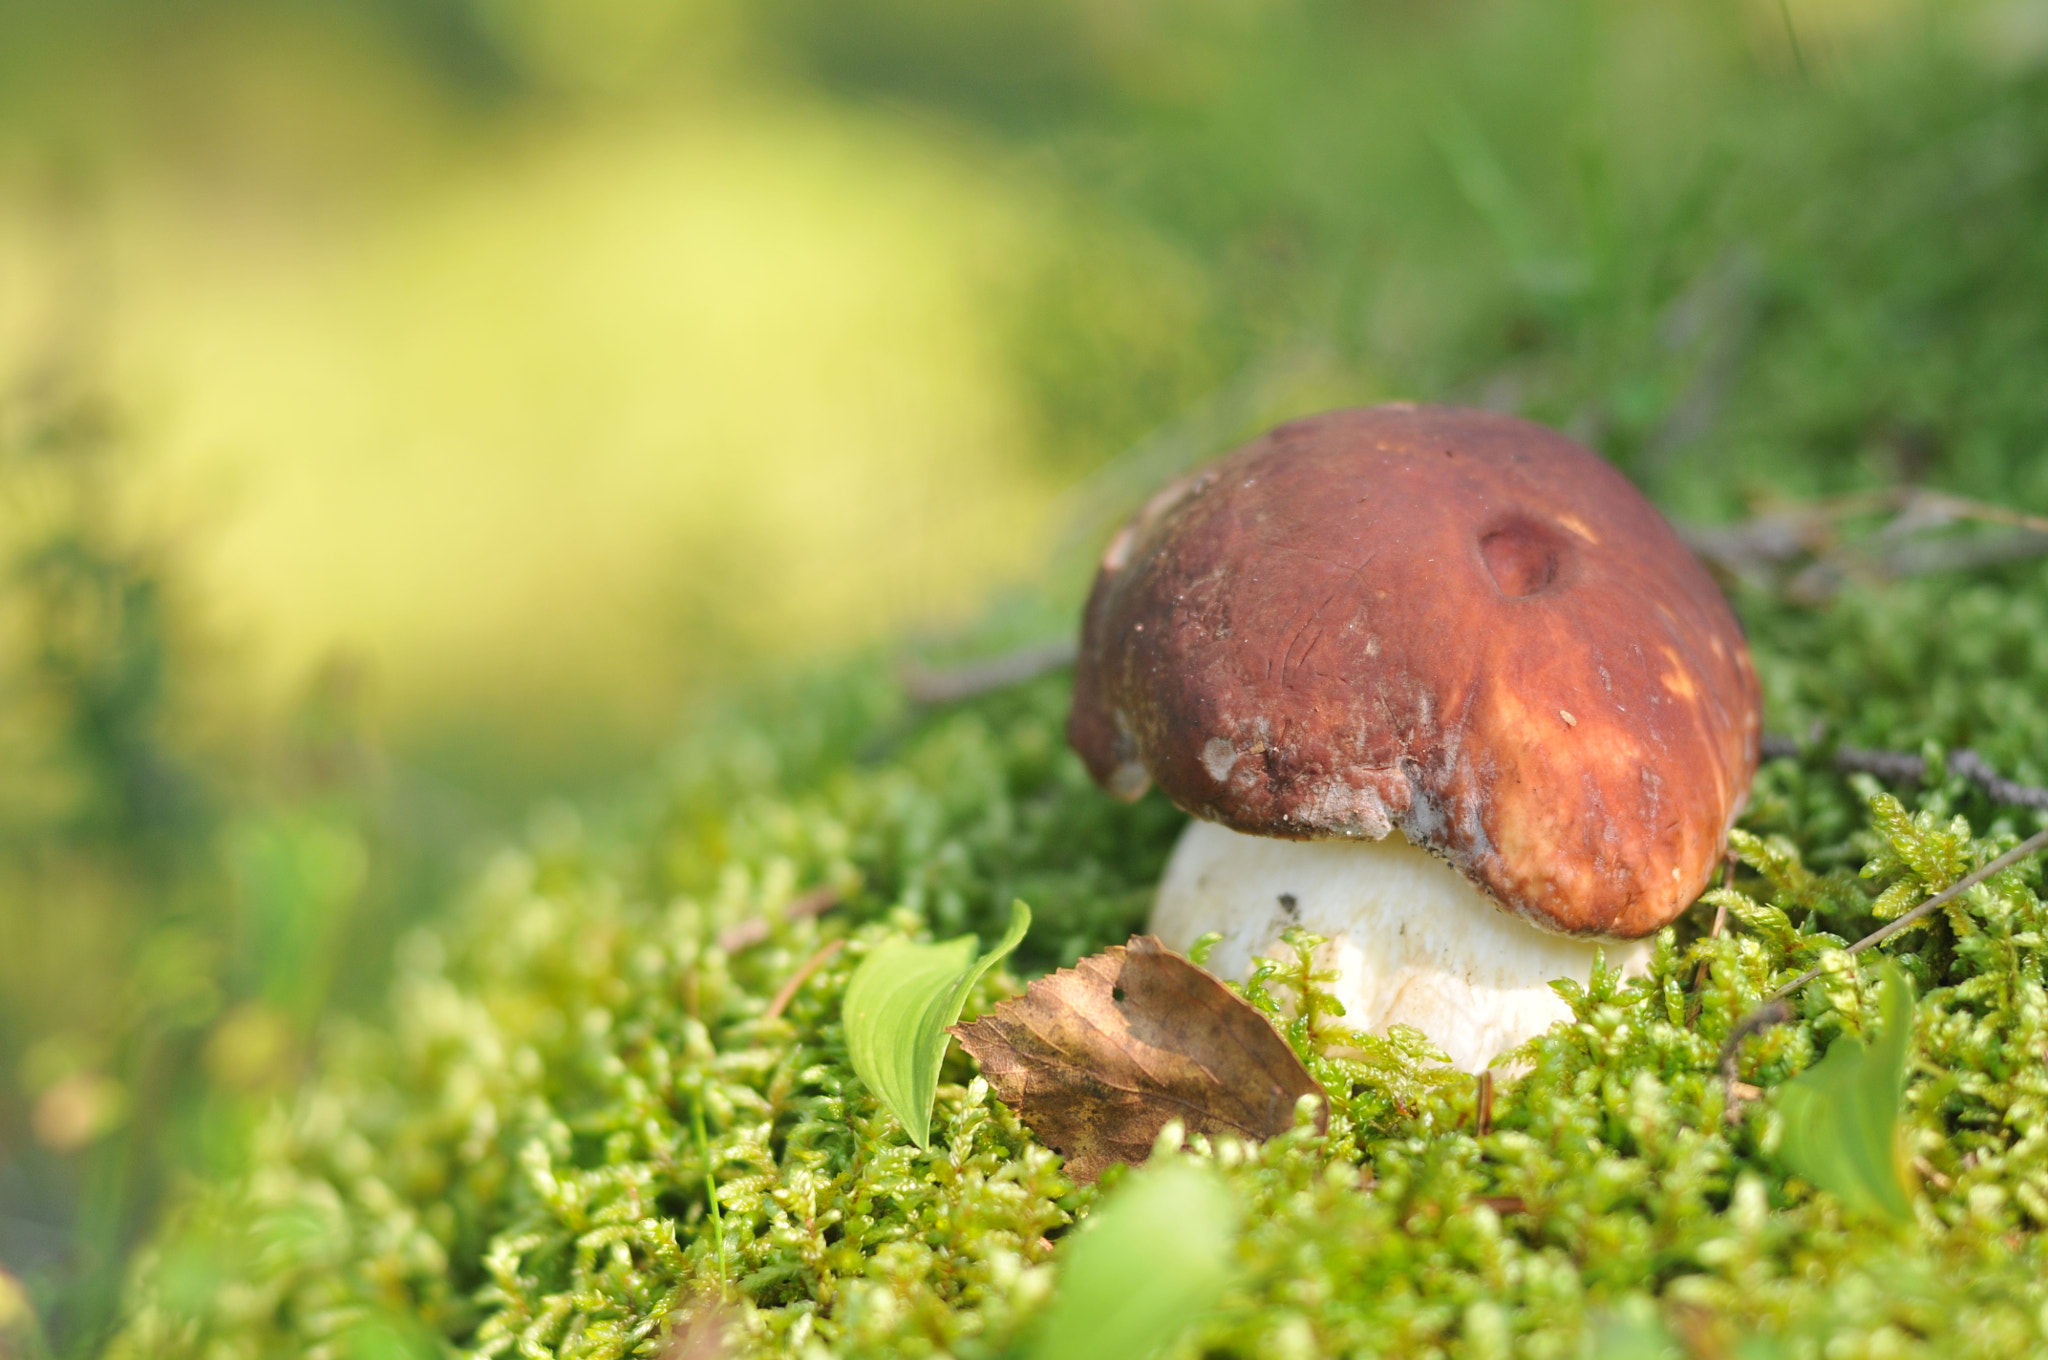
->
7 0 2048 1351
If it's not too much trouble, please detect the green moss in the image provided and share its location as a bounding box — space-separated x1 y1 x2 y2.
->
104 631 2048 1355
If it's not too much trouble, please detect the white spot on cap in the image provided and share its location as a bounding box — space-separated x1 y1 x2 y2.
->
1201 738 1239 782
1560 710 1577 727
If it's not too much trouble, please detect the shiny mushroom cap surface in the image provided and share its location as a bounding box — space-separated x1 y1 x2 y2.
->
1067 404 1761 938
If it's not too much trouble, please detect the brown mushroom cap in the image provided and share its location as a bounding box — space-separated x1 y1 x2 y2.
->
1067 404 1761 938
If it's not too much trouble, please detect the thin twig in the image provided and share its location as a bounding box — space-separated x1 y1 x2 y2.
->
1767 825 2048 1002
1685 853 1737 1027
1952 750 2048 811
1709 753 2048 1100
1760 736 2048 812
900 640 1077 705
1683 485 2048 602
1913 489 2048 539
1830 744 1935 785
717 885 840 954
762 938 846 1023
1718 1000 1793 1090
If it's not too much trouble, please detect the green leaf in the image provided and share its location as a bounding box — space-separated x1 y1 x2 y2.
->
1775 958 1915 1223
843 899 1030 1147
1581 1297 1682 1360
1029 1160 1238 1360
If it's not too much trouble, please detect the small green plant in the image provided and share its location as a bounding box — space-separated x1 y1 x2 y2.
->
843 898 1031 1146
1775 959 1916 1223
1027 1155 1237 1360
1581 1298 1683 1360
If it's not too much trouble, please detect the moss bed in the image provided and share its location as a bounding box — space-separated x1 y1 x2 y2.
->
103 558 2048 1356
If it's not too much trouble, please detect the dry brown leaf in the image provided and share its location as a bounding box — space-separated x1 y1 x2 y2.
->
950 935 1326 1182
658 1299 738 1359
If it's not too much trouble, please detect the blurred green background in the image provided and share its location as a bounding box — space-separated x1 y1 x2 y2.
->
5 0 2048 1352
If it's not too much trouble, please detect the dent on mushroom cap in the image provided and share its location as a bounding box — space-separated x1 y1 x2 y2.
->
1066 404 1760 939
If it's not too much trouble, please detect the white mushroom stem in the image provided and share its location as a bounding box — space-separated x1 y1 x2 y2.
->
1150 820 1653 1072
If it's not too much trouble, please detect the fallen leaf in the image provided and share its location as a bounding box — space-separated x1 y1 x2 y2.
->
658 1299 739 1360
844 899 1031 1147
952 935 1326 1182
1026 1159 1237 1360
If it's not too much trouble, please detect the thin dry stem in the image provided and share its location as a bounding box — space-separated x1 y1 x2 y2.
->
763 938 847 1024
1767 825 2048 1002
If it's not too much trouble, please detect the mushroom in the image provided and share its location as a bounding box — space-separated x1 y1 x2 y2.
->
1067 405 1760 1071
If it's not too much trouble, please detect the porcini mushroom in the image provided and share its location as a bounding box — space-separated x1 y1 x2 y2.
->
1067 405 1760 1070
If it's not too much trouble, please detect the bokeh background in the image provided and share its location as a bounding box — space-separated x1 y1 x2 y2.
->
6 0 2048 1352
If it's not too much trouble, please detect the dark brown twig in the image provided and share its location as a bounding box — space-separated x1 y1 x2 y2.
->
1950 750 2048 811
1760 736 2048 812
1718 1000 1793 1095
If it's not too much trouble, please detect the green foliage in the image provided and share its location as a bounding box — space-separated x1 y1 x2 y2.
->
1026 1158 1236 1360
1861 793 1974 925
1776 960 1916 1223
103 664 2048 1357
0 383 453 1358
1582 1298 1683 1360
0 386 230 1353
844 899 1030 1148
107 676 1139 1360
